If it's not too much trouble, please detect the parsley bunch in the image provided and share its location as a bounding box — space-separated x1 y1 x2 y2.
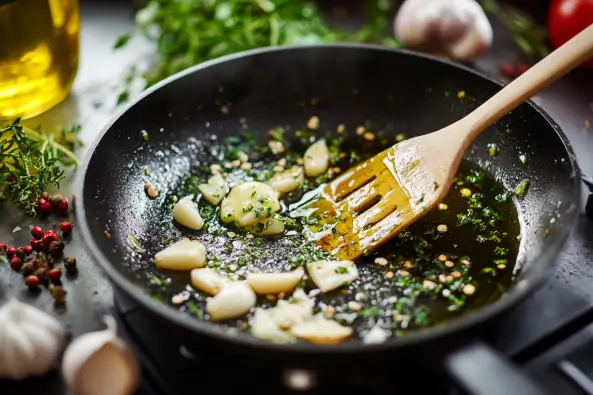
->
0 118 81 215
114 0 398 101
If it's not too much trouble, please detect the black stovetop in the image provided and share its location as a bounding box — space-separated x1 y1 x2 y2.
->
113 186 593 395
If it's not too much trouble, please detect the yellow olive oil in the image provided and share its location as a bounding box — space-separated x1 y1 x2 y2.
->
0 0 79 120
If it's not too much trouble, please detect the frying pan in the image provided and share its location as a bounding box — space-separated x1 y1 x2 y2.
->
76 45 580 395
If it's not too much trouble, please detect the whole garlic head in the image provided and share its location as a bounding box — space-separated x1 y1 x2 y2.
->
0 298 67 380
394 0 493 62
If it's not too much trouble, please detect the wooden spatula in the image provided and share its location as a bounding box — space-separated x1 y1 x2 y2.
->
293 23 593 261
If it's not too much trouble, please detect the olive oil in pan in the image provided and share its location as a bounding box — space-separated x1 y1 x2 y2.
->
134 129 520 338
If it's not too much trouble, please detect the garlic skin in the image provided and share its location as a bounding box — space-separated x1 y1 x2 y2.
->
246 267 304 295
199 174 228 206
62 316 139 395
155 238 206 270
0 298 67 380
190 267 231 295
394 0 493 62
304 139 329 177
306 260 359 293
172 198 204 230
206 281 257 321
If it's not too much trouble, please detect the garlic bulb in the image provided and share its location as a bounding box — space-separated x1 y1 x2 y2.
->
155 238 206 270
206 281 256 321
62 316 139 395
394 0 493 62
246 267 304 295
306 260 359 293
172 198 204 230
268 166 304 194
198 174 228 205
0 298 67 380
290 313 353 345
304 139 329 177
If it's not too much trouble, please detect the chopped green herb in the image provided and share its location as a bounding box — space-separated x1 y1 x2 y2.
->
514 179 529 197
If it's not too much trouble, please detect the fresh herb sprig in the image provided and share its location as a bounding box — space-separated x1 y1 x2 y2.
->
114 0 398 101
0 118 81 215
480 0 549 61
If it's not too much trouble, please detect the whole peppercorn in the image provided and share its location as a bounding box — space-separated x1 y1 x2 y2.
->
42 232 59 249
0 243 6 254
49 240 65 258
41 191 50 201
31 239 43 251
60 221 73 234
38 200 53 214
34 265 49 281
6 247 16 257
48 268 62 283
49 284 67 304
63 256 77 273
23 245 33 256
49 194 63 207
57 199 69 214
25 275 40 289
47 257 56 268
21 259 38 276
31 226 44 239
15 247 25 259
10 256 22 270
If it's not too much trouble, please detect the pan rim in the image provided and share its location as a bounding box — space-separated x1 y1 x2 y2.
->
75 43 582 355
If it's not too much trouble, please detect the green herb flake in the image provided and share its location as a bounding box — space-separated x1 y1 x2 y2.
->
128 233 146 253
514 179 529 197
488 144 498 157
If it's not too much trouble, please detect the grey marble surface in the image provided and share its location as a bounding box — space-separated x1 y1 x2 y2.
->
0 0 592 394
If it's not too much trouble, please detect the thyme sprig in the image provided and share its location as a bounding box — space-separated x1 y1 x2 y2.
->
0 118 81 215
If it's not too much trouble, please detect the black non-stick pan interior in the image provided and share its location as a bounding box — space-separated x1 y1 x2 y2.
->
79 45 580 348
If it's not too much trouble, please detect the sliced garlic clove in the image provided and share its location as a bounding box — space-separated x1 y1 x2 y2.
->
206 282 256 321
290 314 353 345
270 290 314 329
246 267 304 295
190 268 230 295
363 324 390 344
155 238 206 271
198 174 228 206
173 198 204 230
306 260 358 293
250 308 294 343
246 217 285 236
220 181 281 227
62 316 139 395
304 139 329 177
268 166 304 194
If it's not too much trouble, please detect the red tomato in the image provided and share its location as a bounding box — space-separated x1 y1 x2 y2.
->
547 0 593 68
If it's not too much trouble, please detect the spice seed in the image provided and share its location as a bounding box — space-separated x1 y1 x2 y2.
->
452 271 462 279
445 260 454 268
348 301 361 311
438 203 448 211
356 126 365 135
396 270 409 277
386 271 394 279
437 224 448 233
437 254 447 262
423 280 436 290
463 284 476 295
307 116 319 130
374 257 388 266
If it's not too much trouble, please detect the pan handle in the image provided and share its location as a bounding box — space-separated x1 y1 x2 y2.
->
444 340 549 395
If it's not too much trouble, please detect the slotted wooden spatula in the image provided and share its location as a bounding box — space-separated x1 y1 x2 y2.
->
293 23 593 261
